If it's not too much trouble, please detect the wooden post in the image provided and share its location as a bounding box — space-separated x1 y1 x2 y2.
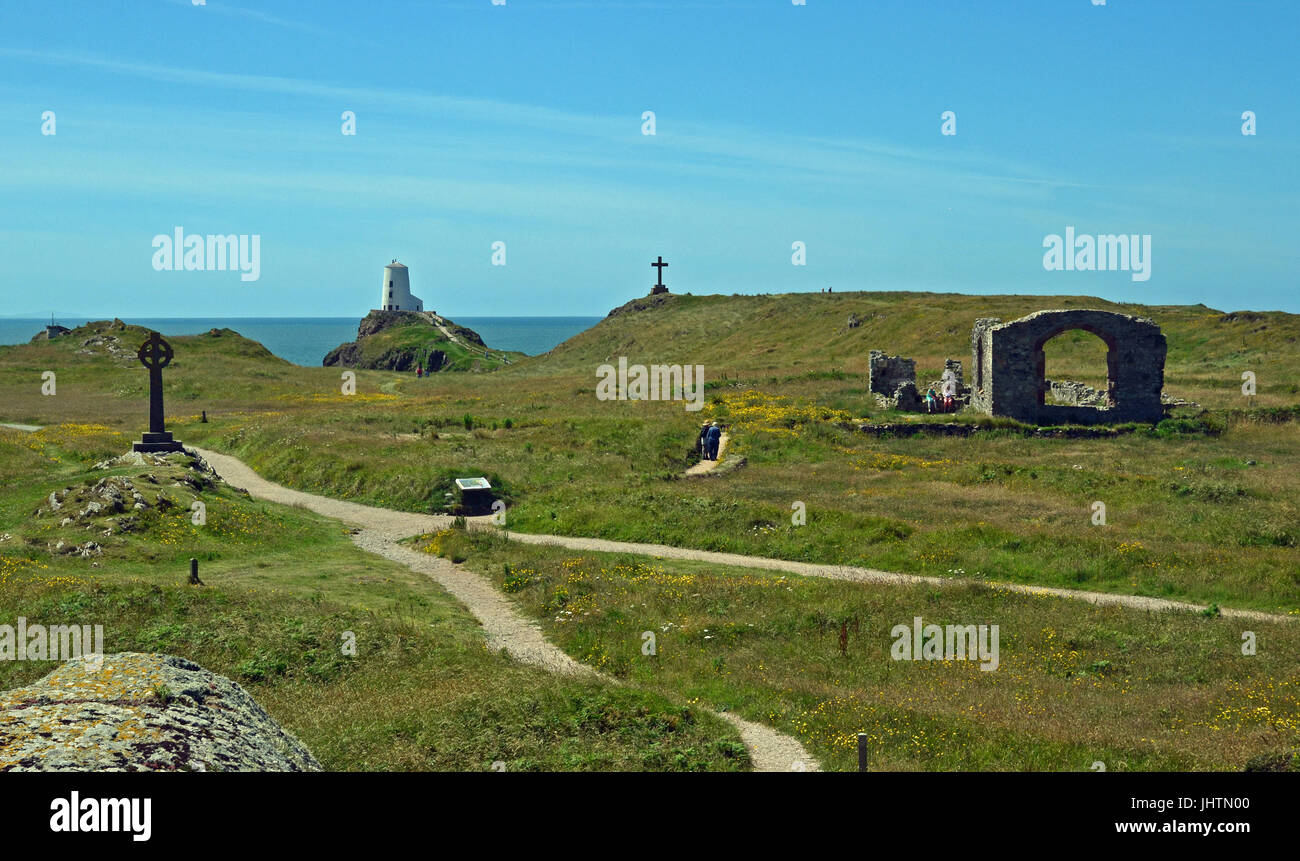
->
857 733 868 772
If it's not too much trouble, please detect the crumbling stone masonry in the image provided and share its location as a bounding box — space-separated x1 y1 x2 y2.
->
868 350 923 410
944 359 964 388
1046 379 1107 407
923 359 970 405
869 350 916 396
970 309 1166 425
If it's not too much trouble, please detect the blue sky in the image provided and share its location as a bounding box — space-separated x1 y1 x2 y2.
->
1 0 1296 317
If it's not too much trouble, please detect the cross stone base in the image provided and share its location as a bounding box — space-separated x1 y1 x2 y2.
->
132 432 185 453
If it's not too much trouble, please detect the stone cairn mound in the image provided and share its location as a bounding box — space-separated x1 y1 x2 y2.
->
27 449 226 558
69 320 136 364
0 653 322 772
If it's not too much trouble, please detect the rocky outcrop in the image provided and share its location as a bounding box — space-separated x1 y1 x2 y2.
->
323 341 448 372
29 319 140 362
28 449 226 557
607 293 675 317
355 309 482 346
0 653 322 771
323 310 485 370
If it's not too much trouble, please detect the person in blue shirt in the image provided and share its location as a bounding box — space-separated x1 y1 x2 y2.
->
705 422 722 460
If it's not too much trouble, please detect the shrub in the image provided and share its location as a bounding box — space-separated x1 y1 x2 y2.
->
1153 415 1223 437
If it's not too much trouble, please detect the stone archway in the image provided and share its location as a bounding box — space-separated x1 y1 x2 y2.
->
970 310 1165 425
1033 324 1117 408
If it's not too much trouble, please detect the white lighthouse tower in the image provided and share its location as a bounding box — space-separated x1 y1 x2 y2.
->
379 260 423 312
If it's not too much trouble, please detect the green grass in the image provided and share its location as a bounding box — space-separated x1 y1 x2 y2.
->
3 291 1298 770
435 530 1300 772
0 428 749 771
5 293 1296 613
177 397 1300 613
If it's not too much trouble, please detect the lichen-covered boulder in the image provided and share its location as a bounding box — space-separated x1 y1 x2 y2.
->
0 653 321 772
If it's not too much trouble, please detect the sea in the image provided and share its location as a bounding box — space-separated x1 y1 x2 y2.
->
0 317 602 367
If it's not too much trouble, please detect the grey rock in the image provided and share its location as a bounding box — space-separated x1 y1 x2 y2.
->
0 653 322 772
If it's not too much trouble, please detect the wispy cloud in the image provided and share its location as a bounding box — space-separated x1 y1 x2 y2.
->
1 46 1085 202
157 0 368 42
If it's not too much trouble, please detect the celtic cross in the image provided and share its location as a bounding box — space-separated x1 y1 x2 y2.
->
138 331 174 436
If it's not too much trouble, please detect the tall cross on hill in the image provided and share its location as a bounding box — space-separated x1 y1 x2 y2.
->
131 331 184 453
651 256 668 288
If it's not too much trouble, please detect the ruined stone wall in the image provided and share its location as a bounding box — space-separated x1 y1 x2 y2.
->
944 359 964 389
972 310 1165 425
970 318 1001 413
868 350 916 396
1047 379 1107 407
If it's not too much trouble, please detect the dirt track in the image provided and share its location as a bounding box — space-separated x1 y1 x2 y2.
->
194 447 820 772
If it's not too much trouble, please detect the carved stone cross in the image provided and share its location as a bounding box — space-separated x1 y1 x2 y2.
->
132 331 185 453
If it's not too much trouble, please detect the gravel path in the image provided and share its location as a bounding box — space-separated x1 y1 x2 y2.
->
10 427 1292 623
183 446 1299 770
194 447 818 771
506 531 1292 624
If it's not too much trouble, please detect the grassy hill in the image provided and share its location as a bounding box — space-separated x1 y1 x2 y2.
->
1 291 1297 770
0 319 338 427
524 291 1300 409
2 292 1297 612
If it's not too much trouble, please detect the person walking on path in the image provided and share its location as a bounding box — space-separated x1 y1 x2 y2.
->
706 422 722 461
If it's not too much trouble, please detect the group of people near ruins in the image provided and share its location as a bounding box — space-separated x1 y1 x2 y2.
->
925 368 962 413
925 387 956 413
697 421 723 461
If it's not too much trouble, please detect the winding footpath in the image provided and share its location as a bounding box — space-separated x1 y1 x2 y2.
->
506 533 1293 624
8 417 1291 768
194 448 817 772
196 447 1294 625
192 446 1291 775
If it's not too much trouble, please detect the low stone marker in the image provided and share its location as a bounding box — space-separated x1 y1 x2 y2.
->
454 476 495 514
